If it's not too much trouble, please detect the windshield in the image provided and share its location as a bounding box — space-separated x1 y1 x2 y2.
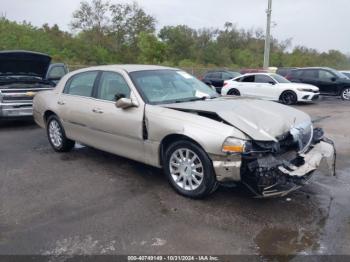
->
271 73 291 83
129 70 218 104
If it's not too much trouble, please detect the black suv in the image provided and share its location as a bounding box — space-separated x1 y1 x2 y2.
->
202 70 241 93
276 67 298 77
286 67 350 100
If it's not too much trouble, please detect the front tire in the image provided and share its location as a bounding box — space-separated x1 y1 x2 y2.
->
280 91 298 105
164 140 217 199
341 87 350 100
46 115 75 152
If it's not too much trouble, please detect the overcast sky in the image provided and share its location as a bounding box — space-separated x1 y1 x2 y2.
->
1 0 349 54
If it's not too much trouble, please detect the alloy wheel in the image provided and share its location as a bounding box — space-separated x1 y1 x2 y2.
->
342 88 350 100
49 120 63 148
169 148 204 191
281 91 297 105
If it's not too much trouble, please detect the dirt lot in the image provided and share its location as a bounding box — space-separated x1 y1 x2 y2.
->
0 96 349 257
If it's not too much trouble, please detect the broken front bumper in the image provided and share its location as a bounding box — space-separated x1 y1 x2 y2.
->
212 139 336 198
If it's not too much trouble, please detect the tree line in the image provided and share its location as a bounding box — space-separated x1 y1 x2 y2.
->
0 0 349 70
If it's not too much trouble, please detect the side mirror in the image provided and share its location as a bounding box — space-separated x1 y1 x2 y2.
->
115 97 139 109
268 81 276 85
331 77 337 82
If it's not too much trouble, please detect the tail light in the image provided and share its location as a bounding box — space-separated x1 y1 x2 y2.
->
285 74 292 80
223 81 228 86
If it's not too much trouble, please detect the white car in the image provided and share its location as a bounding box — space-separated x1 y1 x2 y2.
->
221 73 320 105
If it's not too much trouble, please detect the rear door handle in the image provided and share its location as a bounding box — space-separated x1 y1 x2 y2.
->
92 108 104 114
57 101 65 105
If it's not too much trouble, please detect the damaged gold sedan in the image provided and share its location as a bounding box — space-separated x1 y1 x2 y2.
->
33 65 336 198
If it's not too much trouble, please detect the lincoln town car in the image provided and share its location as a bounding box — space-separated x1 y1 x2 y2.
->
33 65 336 198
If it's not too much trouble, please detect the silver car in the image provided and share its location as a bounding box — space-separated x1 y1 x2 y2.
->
33 65 336 198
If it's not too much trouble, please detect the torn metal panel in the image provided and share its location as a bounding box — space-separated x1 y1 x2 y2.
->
241 138 336 198
289 141 336 177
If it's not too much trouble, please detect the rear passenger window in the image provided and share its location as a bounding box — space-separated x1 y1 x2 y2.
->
212 72 221 78
302 70 318 78
64 71 98 97
255 75 274 83
242 75 255 82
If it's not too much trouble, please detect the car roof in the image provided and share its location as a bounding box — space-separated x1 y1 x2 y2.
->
294 67 333 71
72 64 179 73
206 69 238 73
238 72 274 77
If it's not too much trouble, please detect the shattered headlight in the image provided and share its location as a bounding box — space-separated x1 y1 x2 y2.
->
291 122 314 153
222 137 250 154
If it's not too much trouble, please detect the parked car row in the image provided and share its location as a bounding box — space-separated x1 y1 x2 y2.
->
201 66 350 103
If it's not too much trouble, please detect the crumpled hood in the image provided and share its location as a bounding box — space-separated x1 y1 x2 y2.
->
0 51 51 78
163 97 311 141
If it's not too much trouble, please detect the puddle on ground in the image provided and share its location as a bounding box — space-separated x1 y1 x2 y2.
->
254 227 318 259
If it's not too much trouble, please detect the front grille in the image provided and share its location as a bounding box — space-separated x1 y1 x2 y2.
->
0 87 53 103
3 96 33 101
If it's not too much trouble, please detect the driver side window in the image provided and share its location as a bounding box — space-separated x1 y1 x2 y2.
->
97 72 130 101
319 70 335 81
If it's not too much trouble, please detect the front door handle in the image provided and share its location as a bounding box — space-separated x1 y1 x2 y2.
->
57 101 65 105
92 108 104 114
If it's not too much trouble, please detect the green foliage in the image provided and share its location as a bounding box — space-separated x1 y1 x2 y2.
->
0 0 349 70
137 32 166 64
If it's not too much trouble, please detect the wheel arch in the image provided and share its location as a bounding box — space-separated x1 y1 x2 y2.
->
44 110 58 124
159 134 207 167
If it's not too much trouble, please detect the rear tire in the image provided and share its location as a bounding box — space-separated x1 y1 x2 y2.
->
46 115 75 152
227 88 240 96
164 140 217 199
279 91 298 105
341 87 350 100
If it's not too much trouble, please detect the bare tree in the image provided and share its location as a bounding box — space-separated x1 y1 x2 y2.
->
109 2 156 46
71 0 110 34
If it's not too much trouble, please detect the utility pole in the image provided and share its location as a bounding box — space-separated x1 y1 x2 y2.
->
263 0 272 69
